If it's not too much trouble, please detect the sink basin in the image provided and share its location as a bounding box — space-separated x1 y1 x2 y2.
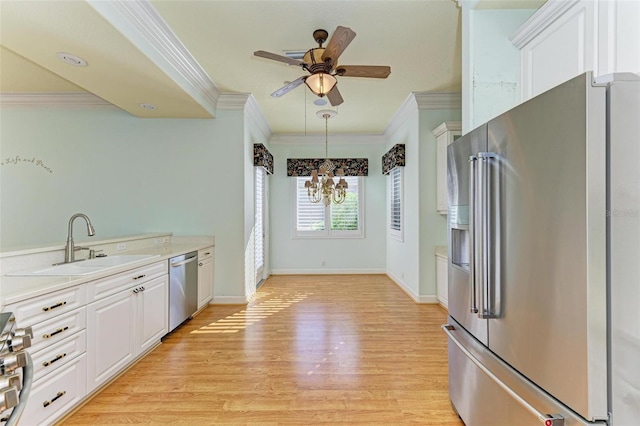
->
8 254 160 276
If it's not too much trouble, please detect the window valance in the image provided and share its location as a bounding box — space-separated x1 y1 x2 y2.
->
382 144 405 175
253 143 274 175
287 158 368 177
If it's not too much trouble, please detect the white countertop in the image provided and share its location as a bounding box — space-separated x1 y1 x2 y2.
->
0 236 214 308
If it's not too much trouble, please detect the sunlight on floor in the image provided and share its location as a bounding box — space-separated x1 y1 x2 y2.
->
191 291 312 334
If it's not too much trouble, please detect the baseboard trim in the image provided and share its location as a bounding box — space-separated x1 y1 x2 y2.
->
211 296 248 305
271 268 386 275
386 273 439 304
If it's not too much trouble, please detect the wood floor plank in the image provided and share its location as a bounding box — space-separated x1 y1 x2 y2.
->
62 274 463 425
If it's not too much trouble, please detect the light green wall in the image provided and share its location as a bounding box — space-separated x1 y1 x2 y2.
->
268 136 386 272
462 7 536 132
418 109 462 297
0 105 246 297
384 99 461 300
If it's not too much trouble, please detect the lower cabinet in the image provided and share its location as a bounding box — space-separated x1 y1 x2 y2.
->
86 275 168 393
436 252 449 309
197 246 214 310
22 354 87 426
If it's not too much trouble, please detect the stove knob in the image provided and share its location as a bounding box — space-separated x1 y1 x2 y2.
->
0 386 19 412
0 373 21 393
0 351 27 374
13 327 33 339
6 335 31 352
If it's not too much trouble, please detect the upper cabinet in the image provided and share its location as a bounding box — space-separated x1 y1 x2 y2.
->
433 122 462 216
512 0 640 101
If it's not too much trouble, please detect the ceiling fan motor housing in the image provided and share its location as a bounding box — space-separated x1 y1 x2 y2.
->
303 48 334 74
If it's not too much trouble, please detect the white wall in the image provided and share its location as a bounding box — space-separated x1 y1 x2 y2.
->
0 104 247 298
268 134 386 274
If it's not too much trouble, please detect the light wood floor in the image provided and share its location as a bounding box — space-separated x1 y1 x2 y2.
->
63 274 463 425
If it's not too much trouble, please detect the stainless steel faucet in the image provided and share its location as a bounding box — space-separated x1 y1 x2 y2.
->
64 213 95 263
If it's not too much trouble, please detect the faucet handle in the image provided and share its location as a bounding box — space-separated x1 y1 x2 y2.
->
89 249 103 259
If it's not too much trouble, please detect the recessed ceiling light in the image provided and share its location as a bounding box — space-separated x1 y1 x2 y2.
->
138 103 157 110
56 52 87 67
314 99 328 106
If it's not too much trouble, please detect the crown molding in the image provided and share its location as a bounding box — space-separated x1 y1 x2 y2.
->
217 93 250 111
510 0 579 48
384 92 461 139
87 0 220 116
269 133 385 145
0 92 114 107
384 93 419 138
413 92 462 110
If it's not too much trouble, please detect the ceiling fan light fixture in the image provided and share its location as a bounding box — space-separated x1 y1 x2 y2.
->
305 73 337 97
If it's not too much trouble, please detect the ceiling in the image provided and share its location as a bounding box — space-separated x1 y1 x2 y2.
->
0 1 543 135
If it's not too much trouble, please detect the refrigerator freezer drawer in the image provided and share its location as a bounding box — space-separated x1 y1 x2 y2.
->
444 318 606 426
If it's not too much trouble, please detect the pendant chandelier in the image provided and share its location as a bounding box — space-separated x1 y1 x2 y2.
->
305 110 348 206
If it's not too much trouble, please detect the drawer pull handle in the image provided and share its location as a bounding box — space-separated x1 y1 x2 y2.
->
133 288 139 294
132 274 146 280
42 301 67 312
199 262 203 266
43 391 66 408
43 353 67 367
43 326 69 339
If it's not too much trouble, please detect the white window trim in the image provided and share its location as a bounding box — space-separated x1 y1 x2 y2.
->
292 176 365 239
389 166 404 242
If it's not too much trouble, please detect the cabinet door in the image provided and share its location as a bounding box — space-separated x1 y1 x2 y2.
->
197 255 214 310
86 289 135 393
436 255 448 309
137 275 168 353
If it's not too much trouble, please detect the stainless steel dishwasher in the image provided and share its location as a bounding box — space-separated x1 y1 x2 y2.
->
168 251 198 332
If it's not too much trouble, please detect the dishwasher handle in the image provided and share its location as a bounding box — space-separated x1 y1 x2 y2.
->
170 256 198 268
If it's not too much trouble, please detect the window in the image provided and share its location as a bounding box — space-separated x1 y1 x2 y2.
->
389 167 403 241
294 176 364 238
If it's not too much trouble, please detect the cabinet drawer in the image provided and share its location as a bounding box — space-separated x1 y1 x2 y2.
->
31 330 86 382
23 353 86 426
4 285 86 327
30 307 86 354
86 260 168 302
198 247 214 261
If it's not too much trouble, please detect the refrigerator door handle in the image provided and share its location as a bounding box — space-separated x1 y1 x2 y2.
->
468 155 479 314
442 324 565 426
476 152 500 319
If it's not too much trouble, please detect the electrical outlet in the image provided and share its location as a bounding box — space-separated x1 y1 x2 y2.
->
321 260 326 267
154 238 162 245
162 237 169 244
116 243 126 251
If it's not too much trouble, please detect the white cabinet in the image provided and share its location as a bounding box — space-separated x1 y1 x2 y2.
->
435 249 448 309
197 246 214 310
21 354 87 426
86 262 168 393
4 285 88 426
432 122 462 215
512 0 640 100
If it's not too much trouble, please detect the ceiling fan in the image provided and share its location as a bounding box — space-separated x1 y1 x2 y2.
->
254 26 391 106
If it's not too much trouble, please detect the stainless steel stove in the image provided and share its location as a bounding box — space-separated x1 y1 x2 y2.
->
0 312 33 425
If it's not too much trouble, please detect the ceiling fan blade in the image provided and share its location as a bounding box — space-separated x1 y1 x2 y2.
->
271 76 306 98
327 86 344 106
321 26 356 63
254 50 306 67
336 65 391 79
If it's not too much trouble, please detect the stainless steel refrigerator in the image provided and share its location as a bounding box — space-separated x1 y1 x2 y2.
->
443 72 640 426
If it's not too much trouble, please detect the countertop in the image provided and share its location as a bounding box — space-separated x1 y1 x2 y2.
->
0 238 214 308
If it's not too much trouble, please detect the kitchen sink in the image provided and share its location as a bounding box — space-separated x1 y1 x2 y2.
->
7 254 160 276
